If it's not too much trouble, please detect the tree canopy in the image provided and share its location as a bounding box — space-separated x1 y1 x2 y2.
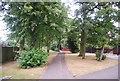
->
2 2 119 62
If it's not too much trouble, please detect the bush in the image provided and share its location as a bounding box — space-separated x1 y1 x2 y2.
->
78 54 83 56
54 48 59 51
16 48 49 69
95 50 100 59
95 50 106 60
51 44 56 51
51 44 61 51
102 55 106 60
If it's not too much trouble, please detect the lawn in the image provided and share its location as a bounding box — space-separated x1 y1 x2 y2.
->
1 51 58 79
65 53 118 77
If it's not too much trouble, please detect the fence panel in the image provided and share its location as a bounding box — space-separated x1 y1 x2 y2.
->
2 47 19 63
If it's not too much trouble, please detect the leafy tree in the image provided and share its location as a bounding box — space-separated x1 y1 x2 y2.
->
74 2 98 59
4 2 68 52
3 2 68 68
74 2 119 60
86 3 118 61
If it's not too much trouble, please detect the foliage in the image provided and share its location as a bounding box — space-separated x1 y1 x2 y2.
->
54 48 59 52
2 2 119 63
16 48 49 69
3 2 68 50
67 38 79 53
104 45 113 49
74 2 98 58
67 30 79 53
95 50 100 59
102 55 106 60
50 44 60 51
95 50 106 60
74 2 119 59
91 6 118 47
51 44 57 51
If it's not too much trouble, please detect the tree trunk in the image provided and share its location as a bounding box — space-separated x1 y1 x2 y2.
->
47 42 50 53
98 45 105 61
19 39 25 51
47 46 50 53
31 38 37 48
79 30 86 59
58 38 61 51
39 40 41 50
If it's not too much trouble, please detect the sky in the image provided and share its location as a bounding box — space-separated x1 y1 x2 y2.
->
0 16 9 41
0 1 118 41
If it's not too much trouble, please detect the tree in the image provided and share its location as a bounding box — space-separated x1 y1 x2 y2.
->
74 2 98 59
86 3 118 61
74 2 119 59
3 2 68 52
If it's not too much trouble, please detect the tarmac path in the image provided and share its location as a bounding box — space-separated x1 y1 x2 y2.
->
41 53 119 79
76 65 118 79
41 53 73 79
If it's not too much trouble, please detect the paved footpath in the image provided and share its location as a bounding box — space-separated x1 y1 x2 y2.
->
41 53 118 79
76 65 118 79
41 53 73 79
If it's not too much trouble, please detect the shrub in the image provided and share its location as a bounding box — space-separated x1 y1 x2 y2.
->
51 44 61 51
102 55 106 60
95 50 106 60
16 48 49 69
51 44 56 51
78 54 83 56
54 48 59 51
95 50 100 59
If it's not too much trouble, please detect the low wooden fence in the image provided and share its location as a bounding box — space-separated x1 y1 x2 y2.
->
86 47 120 55
2 47 19 63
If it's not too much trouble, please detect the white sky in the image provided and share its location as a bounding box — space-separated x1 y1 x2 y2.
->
0 1 119 41
0 16 10 41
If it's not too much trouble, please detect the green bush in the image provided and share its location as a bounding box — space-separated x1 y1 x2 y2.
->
16 48 49 69
78 54 83 57
54 48 59 51
104 45 112 49
50 44 60 51
102 55 106 60
95 50 100 59
95 50 106 60
51 44 56 51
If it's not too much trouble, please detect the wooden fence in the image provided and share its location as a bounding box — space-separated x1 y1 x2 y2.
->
2 47 19 63
86 47 120 55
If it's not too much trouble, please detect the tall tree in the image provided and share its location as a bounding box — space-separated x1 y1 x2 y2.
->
86 3 118 61
74 2 119 59
74 2 98 59
3 2 68 52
